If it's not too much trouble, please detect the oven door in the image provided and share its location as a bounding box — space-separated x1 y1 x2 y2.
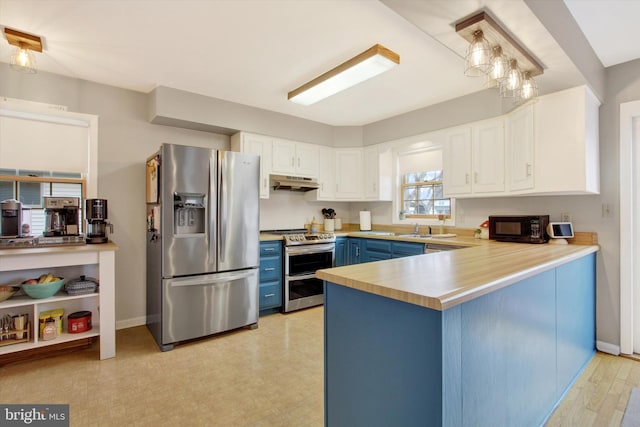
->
284 243 334 312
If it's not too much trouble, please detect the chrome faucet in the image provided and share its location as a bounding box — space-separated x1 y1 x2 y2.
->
413 223 419 234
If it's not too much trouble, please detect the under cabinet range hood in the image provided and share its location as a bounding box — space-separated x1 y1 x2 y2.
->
270 175 320 192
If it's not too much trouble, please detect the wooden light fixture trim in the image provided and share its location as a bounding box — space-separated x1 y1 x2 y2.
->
287 44 400 101
455 11 543 77
4 27 43 52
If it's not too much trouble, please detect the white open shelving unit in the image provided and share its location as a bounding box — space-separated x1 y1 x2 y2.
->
0 243 117 360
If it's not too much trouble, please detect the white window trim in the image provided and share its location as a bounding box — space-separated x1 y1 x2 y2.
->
390 136 456 227
0 97 98 198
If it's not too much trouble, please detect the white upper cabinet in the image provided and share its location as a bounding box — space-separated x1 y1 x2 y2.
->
230 132 272 199
335 149 363 200
472 118 505 193
271 138 318 178
363 145 393 201
444 85 599 198
533 85 600 195
304 146 335 201
443 127 472 195
443 117 505 197
507 104 535 192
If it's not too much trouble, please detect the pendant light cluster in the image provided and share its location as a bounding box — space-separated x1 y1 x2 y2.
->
456 11 543 103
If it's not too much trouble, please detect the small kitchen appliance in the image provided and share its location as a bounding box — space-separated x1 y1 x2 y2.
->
1 199 22 238
85 199 112 244
44 197 80 237
488 215 550 244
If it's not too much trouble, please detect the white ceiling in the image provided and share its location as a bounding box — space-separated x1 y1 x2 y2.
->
0 0 637 127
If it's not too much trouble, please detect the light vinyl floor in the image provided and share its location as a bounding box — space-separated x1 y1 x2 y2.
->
0 307 324 426
0 305 638 427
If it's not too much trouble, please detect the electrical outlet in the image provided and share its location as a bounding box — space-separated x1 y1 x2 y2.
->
602 203 611 218
560 212 572 222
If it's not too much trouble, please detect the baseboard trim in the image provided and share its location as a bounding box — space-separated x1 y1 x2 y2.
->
597 340 620 355
116 316 146 330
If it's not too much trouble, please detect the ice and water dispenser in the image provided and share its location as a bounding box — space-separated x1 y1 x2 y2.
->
173 193 205 235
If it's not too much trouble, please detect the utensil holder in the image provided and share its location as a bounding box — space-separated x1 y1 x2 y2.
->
324 219 335 232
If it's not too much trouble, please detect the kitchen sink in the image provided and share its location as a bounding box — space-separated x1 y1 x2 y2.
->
395 233 433 238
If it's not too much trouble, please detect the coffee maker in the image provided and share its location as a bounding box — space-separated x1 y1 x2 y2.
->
44 197 80 236
1 199 22 238
85 199 113 244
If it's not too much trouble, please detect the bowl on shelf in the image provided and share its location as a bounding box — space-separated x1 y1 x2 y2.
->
0 285 20 302
21 278 65 299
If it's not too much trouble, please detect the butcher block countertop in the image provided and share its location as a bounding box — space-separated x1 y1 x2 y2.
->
316 241 598 311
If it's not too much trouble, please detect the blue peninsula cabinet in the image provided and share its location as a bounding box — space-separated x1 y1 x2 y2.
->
322 252 596 427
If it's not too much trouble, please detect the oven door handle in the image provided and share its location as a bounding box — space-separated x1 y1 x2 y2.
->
286 272 320 280
286 244 335 256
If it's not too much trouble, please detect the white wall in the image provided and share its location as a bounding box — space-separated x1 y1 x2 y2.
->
259 191 351 230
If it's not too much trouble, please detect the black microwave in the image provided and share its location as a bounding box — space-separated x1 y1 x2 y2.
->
488 215 550 244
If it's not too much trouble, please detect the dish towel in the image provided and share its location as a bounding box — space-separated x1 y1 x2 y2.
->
622 387 640 427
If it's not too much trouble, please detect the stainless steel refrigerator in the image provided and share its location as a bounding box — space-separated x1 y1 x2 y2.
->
146 143 260 351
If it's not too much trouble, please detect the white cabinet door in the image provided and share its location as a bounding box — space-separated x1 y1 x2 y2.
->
534 85 600 194
305 146 335 201
230 132 272 199
335 149 362 200
363 146 379 199
472 118 505 193
508 104 534 192
271 139 318 178
295 142 319 178
271 139 296 175
362 145 393 201
443 127 472 195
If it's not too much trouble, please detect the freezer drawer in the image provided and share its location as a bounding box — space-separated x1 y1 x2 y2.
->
162 269 258 346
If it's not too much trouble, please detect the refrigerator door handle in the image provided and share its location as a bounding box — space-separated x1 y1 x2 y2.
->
169 270 255 288
218 153 227 263
209 154 217 267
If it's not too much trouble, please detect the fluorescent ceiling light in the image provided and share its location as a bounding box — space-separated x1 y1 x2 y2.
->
288 44 399 106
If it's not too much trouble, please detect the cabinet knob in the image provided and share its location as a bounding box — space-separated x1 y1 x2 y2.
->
264 293 275 298
465 173 470 184
264 267 275 271
526 163 532 177
474 172 478 184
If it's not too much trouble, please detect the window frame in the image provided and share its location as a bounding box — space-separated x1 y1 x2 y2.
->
401 171 451 220
391 135 455 226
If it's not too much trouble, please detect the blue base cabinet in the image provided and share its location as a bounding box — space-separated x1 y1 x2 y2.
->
335 237 348 267
259 241 282 314
347 238 363 264
324 254 596 427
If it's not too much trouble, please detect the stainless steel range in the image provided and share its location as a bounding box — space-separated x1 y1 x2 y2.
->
275 229 335 313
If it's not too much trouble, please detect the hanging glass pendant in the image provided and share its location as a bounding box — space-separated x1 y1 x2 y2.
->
520 71 538 100
500 59 522 98
504 59 521 90
489 46 507 81
464 30 491 77
10 44 36 73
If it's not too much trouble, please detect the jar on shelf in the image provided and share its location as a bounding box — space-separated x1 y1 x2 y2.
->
42 319 57 341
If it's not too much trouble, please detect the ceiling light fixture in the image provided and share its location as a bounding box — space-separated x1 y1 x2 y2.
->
288 44 399 106
4 28 43 73
456 11 543 103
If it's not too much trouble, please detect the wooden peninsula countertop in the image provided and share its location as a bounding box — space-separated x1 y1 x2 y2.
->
316 241 598 311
